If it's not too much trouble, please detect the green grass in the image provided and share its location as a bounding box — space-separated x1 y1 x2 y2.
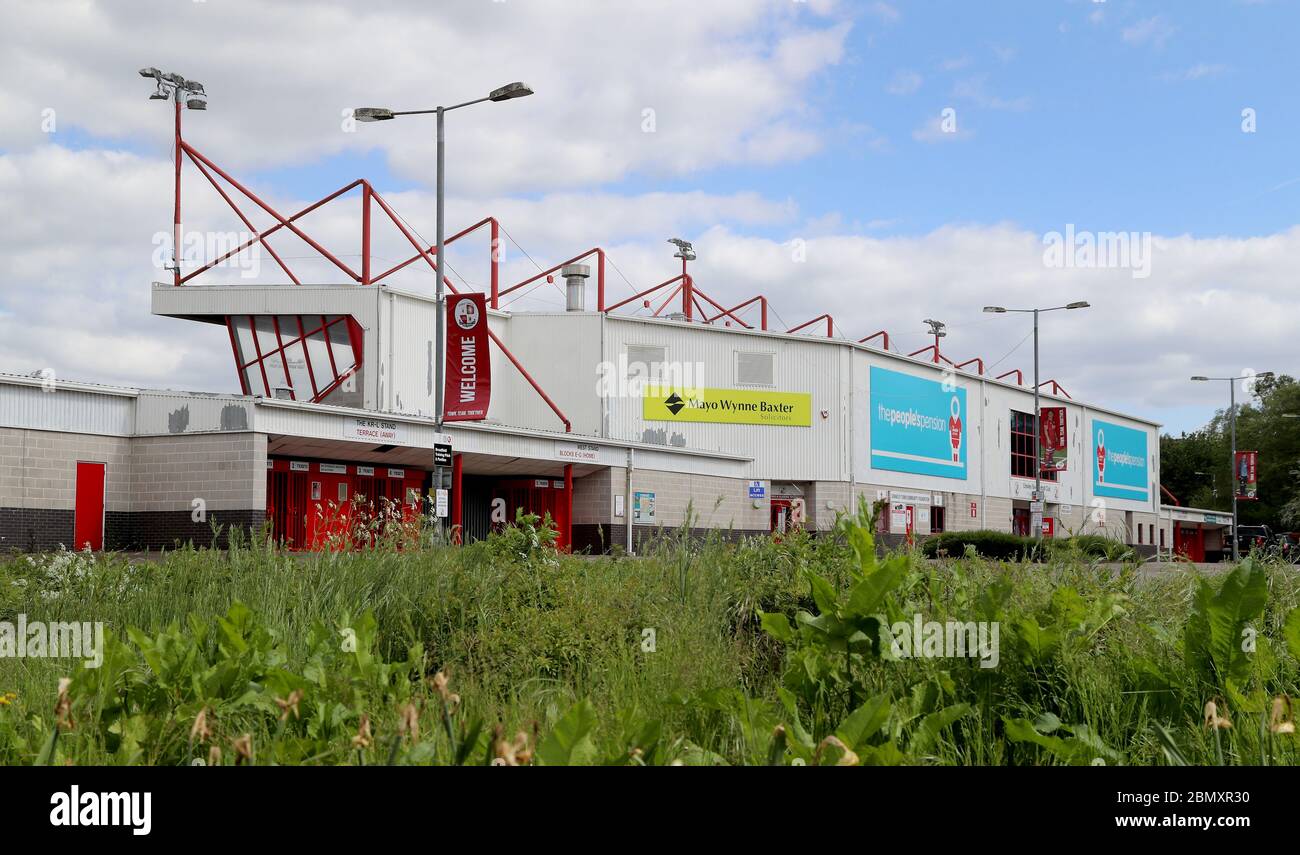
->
0 511 1297 766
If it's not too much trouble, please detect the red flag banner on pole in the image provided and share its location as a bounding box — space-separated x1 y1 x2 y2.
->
1038 406 1068 471
444 292 491 421
1234 450 1258 500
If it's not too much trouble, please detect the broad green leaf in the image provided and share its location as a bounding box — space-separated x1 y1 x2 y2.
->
1184 559 1269 687
846 559 907 617
909 702 970 755
758 611 793 643
835 694 891 749
538 699 598 767
1283 607 1300 663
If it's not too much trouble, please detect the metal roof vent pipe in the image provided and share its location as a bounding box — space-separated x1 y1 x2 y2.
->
561 263 590 312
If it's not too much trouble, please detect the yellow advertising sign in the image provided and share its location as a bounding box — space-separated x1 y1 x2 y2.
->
643 386 812 426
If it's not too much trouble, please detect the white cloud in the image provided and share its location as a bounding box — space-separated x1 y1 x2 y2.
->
1 142 1296 431
0 0 853 194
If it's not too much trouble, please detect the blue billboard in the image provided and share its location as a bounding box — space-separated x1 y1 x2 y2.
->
1092 419 1149 502
869 366 968 479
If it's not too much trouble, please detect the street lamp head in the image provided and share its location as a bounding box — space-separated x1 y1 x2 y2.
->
353 107 395 122
1256 371 1275 379
489 81 534 102
186 98 207 111
983 306 1006 313
1190 376 1209 382
138 67 162 80
1065 301 1090 309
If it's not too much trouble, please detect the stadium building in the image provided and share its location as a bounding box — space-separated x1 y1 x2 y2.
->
0 112 1169 556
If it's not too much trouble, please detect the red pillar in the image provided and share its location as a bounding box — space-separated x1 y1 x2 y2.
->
490 218 500 309
361 182 371 285
563 463 573 552
451 452 463 545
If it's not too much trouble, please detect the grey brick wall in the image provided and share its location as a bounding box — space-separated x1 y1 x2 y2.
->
0 428 268 552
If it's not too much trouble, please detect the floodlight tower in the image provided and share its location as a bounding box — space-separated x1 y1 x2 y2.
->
922 318 947 363
668 238 696 321
139 68 208 286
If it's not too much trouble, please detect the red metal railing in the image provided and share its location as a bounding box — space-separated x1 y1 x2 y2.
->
1036 380 1072 399
859 330 890 350
170 108 1048 413
787 314 835 337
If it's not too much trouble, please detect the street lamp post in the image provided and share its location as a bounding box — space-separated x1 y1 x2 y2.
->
354 82 534 530
1190 372 1274 561
984 302 1089 542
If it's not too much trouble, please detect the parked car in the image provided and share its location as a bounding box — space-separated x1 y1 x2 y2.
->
1276 532 1300 564
1235 524 1273 556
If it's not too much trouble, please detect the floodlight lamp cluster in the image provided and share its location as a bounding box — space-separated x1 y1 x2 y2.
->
139 67 207 110
668 238 696 261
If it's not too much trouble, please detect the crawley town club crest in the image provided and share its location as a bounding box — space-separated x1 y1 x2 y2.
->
453 297 480 331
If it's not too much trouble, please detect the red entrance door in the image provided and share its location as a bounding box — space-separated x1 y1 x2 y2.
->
74 461 105 551
490 478 571 550
771 499 793 533
1173 523 1205 562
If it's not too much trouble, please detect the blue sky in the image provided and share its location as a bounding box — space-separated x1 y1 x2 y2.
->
221 0 1300 242
611 1 1300 242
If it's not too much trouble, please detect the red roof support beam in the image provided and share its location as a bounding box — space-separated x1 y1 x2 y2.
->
181 143 362 283
996 369 1024 385
361 183 372 285
955 357 985 375
788 314 835 337
1036 380 1072 399
369 189 460 294
859 330 890 350
693 289 753 329
369 215 498 286
652 281 684 316
185 152 303 285
496 247 606 309
177 169 364 284
908 344 955 366
603 274 685 313
704 295 767 330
